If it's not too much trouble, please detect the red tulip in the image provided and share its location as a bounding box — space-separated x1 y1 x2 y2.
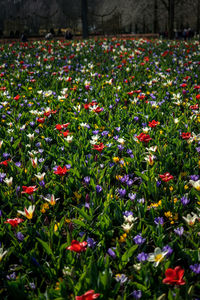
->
196 94 200 100
92 143 105 152
37 117 45 123
61 130 70 137
148 120 159 128
21 186 38 195
5 218 24 227
93 107 103 113
54 166 69 176
181 132 191 140
0 159 10 166
75 290 100 300
163 266 186 285
55 123 70 131
159 172 174 182
190 104 198 110
67 240 87 253
136 133 152 143
14 95 20 100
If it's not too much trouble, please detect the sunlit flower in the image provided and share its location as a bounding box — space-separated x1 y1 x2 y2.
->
115 274 128 285
43 194 60 206
0 247 8 262
3 177 13 187
121 222 134 233
35 172 46 181
182 213 198 225
17 205 35 219
189 179 200 191
30 157 38 168
27 133 34 141
148 247 168 267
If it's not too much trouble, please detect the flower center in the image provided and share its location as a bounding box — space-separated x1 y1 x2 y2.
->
155 254 163 262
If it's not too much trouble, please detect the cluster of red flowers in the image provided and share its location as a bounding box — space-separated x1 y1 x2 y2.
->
159 172 174 182
54 166 69 176
55 123 70 131
148 120 159 128
43 109 57 117
0 159 11 166
84 101 98 110
67 240 87 253
136 133 152 143
92 143 105 152
181 132 191 140
22 186 38 195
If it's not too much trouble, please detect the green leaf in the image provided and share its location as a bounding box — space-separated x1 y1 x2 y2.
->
122 245 138 264
36 238 55 259
71 205 92 222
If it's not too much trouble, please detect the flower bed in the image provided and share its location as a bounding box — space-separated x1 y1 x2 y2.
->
0 38 200 299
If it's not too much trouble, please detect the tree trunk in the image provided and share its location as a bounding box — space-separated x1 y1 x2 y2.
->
81 0 88 39
197 0 200 37
168 0 174 39
153 0 158 33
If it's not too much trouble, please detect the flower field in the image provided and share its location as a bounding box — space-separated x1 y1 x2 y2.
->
0 38 200 299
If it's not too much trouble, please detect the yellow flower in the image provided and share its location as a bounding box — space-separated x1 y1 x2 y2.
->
65 218 71 223
40 203 49 213
113 157 119 163
54 223 60 232
165 211 172 218
173 198 178 203
119 233 127 243
169 186 173 191
160 130 163 135
184 185 189 190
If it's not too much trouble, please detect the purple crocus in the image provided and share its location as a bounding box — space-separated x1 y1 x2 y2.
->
96 185 102 193
131 290 142 299
118 188 126 198
181 195 190 205
123 211 133 217
6 272 16 280
84 176 90 184
107 248 116 259
0 173 6 183
137 252 148 262
87 237 97 249
16 232 25 242
133 234 146 245
190 175 199 181
162 245 173 257
174 227 184 236
190 264 200 274
154 217 164 226
128 193 136 201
